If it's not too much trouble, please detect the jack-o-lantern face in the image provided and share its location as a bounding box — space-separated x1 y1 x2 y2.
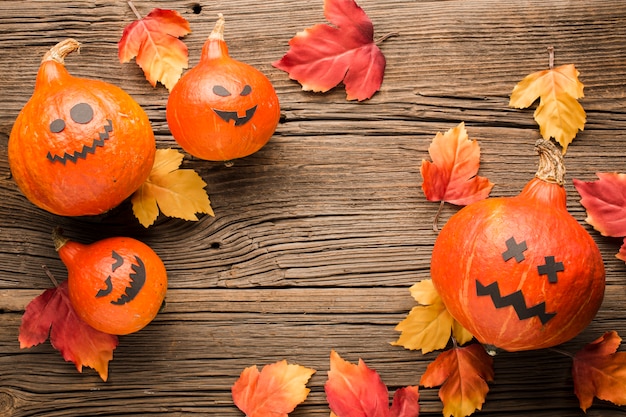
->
165 15 281 162
211 84 257 126
95 250 146 306
8 38 156 217
46 102 113 164
430 191 605 352
61 234 168 336
475 236 564 325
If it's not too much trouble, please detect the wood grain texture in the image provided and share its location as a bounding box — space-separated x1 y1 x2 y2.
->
1 0 626 416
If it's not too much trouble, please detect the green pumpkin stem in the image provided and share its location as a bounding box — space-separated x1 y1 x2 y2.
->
534 139 565 186
42 39 81 65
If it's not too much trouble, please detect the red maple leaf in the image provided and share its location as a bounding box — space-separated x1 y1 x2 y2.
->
118 5 190 90
573 173 626 261
19 281 119 381
325 350 419 417
272 0 387 101
572 331 626 411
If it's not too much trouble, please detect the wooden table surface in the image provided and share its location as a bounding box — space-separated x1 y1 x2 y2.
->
1 1 626 416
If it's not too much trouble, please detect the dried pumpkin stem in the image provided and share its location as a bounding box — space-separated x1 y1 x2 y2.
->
209 13 226 41
534 139 565 186
51 227 69 252
42 39 81 64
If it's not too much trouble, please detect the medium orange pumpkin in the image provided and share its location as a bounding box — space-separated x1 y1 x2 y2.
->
53 229 167 335
166 14 280 162
8 39 155 216
431 140 605 352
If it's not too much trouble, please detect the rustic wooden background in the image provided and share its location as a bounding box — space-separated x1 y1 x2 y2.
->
1 0 626 416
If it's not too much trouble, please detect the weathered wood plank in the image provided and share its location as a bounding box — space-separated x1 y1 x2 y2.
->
1 0 626 416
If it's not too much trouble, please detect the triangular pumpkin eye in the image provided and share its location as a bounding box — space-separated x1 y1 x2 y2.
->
240 85 252 96
212 85 231 97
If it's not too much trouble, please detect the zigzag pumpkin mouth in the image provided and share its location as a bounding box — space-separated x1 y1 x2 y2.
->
46 119 113 164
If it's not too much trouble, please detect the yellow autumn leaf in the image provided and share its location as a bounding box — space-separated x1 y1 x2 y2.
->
509 63 585 153
131 148 214 227
392 280 472 354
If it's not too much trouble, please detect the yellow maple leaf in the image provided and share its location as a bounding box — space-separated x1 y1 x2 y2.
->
392 280 472 354
509 62 585 153
131 148 214 227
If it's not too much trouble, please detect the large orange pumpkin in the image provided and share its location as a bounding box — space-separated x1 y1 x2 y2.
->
166 14 280 162
53 229 167 335
431 140 605 352
8 39 155 216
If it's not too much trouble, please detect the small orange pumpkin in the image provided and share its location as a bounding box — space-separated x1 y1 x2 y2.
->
431 140 605 352
166 14 280 162
53 229 167 335
8 39 155 216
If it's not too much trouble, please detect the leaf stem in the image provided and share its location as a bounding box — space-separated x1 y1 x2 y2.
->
432 200 445 232
375 32 399 45
549 347 575 359
42 265 60 288
547 46 555 70
127 1 142 20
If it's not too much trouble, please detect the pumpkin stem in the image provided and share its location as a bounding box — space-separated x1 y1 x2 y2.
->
52 227 70 252
42 39 81 65
483 344 499 356
209 13 226 42
534 139 565 186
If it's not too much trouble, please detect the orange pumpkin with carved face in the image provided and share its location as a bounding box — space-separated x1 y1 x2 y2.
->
53 229 167 335
166 14 280 162
8 39 155 216
431 140 605 352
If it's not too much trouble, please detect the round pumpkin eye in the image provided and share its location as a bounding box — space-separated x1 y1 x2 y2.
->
50 118 66 133
240 85 252 96
212 85 231 97
70 102 94 124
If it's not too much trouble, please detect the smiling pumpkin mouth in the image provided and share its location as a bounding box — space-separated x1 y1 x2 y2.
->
96 253 146 306
213 105 257 126
46 119 113 164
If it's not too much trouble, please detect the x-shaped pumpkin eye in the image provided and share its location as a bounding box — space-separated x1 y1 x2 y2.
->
212 85 252 97
49 102 94 133
502 236 564 283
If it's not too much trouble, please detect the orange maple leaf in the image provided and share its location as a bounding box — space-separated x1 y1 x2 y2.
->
572 331 626 411
325 350 419 417
393 279 473 354
421 122 494 206
272 0 387 101
231 360 316 417
19 281 119 381
420 344 494 417
509 51 585 153
131 149 214 227
118 5 190 91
